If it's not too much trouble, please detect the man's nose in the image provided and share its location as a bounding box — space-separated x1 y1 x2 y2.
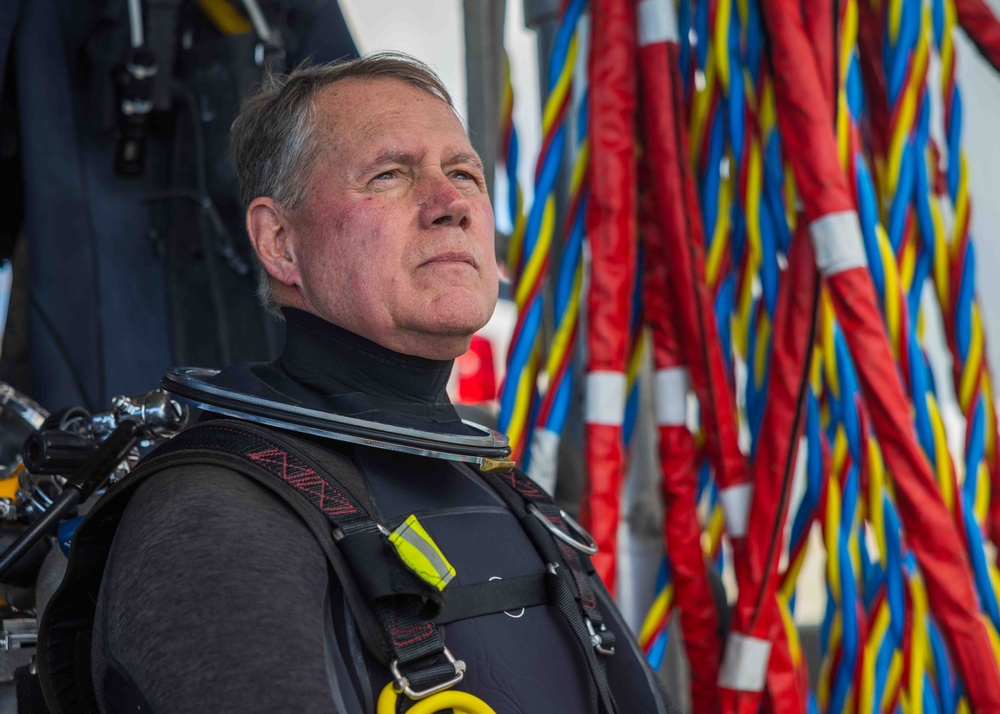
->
419 171 472 229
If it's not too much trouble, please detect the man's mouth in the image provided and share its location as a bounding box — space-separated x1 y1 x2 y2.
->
422 252 477 269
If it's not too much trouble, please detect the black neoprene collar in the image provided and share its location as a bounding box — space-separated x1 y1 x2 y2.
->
243 308 475 434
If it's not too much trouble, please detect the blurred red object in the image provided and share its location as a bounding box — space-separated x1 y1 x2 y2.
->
454 335 497 404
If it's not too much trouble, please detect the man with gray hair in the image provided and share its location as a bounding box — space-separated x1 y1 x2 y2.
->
41 53 674 713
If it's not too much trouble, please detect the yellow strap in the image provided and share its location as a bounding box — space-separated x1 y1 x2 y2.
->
388 515 456 591
377 682 496 714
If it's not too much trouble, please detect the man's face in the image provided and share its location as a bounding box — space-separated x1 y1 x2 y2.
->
285 77 498 359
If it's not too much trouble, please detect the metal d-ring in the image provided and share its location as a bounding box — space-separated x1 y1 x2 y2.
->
528 503 599 555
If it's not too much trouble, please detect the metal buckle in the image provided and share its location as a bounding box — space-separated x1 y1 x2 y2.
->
585 618 615 656
389 647 467 699
528 503 599 555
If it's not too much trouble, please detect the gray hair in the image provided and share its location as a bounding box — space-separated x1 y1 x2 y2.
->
230 52 456 316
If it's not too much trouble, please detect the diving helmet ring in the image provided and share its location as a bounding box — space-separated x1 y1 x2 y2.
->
528 504 599 555
390 647 466 700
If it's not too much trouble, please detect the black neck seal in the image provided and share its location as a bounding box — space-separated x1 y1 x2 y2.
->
161 309 512 471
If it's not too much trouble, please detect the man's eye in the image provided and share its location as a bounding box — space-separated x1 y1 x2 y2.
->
452 170 479 182
372 170 397 181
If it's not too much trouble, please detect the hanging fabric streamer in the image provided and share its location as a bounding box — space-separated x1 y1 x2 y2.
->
760 0 1000 709
732 1 781 444
858 1 1000 690
635 3 722 709
499 0 586 465
717 1 825 707
648 0 750 562
953 0 1000 73
631 0 750 692
495 0 1000 708
720 221 817 714
580 0 638 591
526 12 591 496
633 0 751 588
858 419 911 713
816 312 879 714
638 559 675 662
825 5 931 709
933 0 1000 578
499 48 524 240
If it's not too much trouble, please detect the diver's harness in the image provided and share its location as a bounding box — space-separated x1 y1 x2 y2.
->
37 370 621 714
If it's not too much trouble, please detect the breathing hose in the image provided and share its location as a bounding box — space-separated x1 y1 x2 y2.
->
376 682 496 714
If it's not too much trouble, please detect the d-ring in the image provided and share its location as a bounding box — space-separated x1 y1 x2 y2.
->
528 503 599 555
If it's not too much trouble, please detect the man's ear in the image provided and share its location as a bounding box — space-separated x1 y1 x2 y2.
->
246 197 300 288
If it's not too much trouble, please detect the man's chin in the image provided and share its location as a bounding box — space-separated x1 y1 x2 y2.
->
395 317 490 360
422 291 494 330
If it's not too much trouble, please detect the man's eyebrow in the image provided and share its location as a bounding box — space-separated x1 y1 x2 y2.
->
357 150 484 176
445 152 484 171
358 150 418 176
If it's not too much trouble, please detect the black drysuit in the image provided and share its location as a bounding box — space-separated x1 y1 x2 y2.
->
91 308 675 713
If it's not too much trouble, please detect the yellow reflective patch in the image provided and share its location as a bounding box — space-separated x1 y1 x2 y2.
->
388 515 456 592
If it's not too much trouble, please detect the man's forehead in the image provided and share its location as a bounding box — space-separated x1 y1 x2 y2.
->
315 77 459 131
314 78 475 161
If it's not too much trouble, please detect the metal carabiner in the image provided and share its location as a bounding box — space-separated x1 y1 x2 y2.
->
528 503 599 555
585 618 616 656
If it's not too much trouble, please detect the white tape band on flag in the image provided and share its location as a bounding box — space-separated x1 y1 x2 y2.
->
718 633 772 692
654 367 689 426
638 0 678 47
718 483 752 538
809 210 868 277
585 372 627 426
527 428 560 497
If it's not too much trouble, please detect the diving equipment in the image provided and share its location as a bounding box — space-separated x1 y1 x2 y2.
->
162 367 516 472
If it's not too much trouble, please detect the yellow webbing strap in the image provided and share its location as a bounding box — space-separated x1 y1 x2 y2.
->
388 514 456 592
197 0 252 35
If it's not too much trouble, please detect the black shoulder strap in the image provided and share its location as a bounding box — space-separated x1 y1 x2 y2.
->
141 419 403 660
479 468 620 714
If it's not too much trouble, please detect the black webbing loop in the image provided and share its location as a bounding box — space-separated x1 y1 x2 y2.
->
547 571 619 714
434 573 547 625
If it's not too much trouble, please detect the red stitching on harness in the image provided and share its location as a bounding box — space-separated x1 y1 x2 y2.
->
247 448 357 517
389 612 435 647
505 471 546 501
187 424 362 519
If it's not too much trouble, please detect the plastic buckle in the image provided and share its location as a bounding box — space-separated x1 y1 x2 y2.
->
585 618 615 656
528 503 599 555
390 647 467 700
